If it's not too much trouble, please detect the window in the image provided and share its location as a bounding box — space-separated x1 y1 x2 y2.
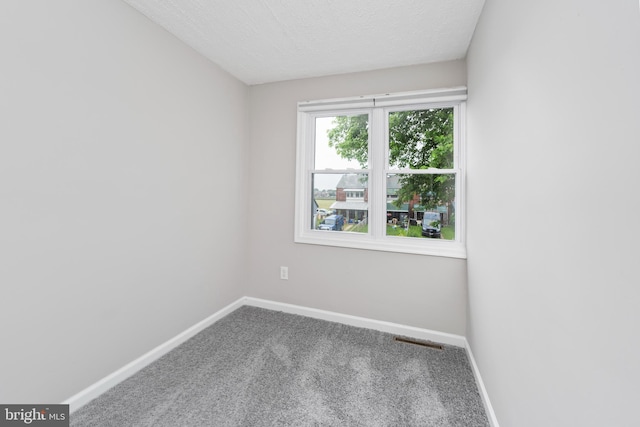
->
295 88 467 258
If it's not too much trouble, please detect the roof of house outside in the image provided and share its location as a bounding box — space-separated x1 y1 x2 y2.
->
330 201 368 211
336 174 402 190
386 202 410 212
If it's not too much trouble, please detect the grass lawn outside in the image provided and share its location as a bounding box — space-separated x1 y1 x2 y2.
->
387 224 455 240
347 222 368 233
347 224 455 240
441 226 455 240
386 224 423 237
315 199 335 210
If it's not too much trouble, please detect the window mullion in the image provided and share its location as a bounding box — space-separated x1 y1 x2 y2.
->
369 108 386 239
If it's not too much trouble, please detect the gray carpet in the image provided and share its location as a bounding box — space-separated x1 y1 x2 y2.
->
71 306 489 426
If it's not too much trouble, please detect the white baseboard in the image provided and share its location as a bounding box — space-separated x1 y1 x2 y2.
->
243 297 467 347
464 341 500 427
63 297 245 413
64 295 497 427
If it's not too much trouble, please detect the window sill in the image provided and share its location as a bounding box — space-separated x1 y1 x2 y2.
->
294 231 467 259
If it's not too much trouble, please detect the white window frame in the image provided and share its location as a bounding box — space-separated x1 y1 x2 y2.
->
294 87 467 259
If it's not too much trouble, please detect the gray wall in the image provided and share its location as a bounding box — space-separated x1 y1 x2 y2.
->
0 0 248 403
466 1 640 425
246 62 469 335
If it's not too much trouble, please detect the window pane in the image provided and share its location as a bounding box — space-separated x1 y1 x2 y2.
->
315 115 368 170
388 108 453 170
385 173 456 240
312 173 368 233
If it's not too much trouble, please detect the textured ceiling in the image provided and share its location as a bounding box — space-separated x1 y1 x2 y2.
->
122 0 485 85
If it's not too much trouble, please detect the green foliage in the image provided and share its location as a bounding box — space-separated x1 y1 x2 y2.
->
390 109 454 209
327 115 369 166
327 109 455 209
388 109 453 170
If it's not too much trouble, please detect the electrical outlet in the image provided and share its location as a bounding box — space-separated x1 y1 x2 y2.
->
280 266 288 280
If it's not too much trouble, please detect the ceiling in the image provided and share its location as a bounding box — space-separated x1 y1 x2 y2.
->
122 0 485 85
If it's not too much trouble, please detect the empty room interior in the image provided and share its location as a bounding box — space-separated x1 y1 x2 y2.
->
1 1 639 426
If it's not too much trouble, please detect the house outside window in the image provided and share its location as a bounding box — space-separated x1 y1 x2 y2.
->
296 88 467 258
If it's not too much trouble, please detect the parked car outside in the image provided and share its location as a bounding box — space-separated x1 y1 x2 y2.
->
421 211 442 238
318 214 344 231
316 208 329 216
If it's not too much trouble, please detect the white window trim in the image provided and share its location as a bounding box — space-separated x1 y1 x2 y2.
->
294 87 467 259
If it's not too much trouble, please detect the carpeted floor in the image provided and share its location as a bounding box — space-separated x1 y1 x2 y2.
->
71 306 489 426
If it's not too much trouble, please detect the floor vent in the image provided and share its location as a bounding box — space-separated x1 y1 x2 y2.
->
394 336 444 350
